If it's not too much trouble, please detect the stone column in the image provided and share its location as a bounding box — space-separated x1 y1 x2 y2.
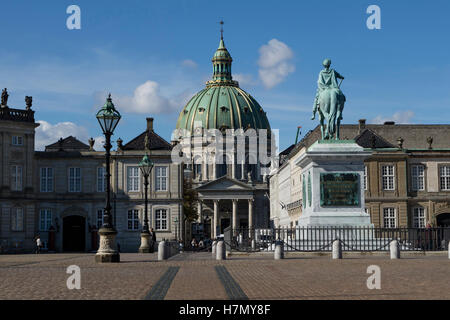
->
213 200 219 239
232 199 238 236
248 198 254 239
197 201 203 223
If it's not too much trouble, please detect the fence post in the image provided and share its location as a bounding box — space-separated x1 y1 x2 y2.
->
158 241 166 261
332 239 342 259
251 239 256 250
390 240 400 259
448 241 450 259
212 240 217 257
274 240 284 260
216 241 226 260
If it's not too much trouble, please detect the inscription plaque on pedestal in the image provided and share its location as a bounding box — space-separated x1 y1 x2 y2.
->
320 173 360 207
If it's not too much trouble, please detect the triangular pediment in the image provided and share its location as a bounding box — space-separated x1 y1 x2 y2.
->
195 176 254 191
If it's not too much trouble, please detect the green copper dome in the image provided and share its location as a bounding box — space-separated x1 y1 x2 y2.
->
176 37 270 133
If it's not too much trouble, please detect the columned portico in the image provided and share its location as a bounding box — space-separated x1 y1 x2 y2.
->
195 176 259 240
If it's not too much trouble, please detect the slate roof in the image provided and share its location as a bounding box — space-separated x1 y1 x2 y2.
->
45 136 90 152
354 129 396 149
122 130 172 151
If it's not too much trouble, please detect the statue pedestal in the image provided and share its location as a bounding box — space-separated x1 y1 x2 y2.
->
295 140 372 227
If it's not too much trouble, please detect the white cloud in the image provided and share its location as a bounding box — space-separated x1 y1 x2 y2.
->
370 111 415 124
35 120 90 151
117 80 181 114
233 73 257 87
258 39 295 89
181 59 198 68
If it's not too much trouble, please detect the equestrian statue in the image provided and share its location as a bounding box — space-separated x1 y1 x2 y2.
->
311 59 346 140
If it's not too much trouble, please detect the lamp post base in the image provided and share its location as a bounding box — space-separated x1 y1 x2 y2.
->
139 232 151 253
95 228 120 263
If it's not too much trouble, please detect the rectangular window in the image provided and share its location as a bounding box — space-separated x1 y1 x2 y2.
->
382 165 395 190
413 207 426 228
155 167 168 191
127 209 140 230
39 209 52 231
40 168 53 192
440 166 450 191
12 136 23 146
68 167 81 192
11 208 24 231
127 167 140 192
155 209 168 231
383 208 396 229
97 209 104 229
411 165 425 191
97 167 106 192
11 165 23 191
364 165 368 190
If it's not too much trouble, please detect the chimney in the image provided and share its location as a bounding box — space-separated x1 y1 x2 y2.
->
146 117 154 132
358 119 366 133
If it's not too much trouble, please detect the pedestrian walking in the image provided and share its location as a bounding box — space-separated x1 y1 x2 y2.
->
191 237 197 250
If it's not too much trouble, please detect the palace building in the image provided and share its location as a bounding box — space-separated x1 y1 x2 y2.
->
0 95 183 253
269 120 450 229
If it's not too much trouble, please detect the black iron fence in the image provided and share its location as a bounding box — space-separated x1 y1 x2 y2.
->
224 226 450 252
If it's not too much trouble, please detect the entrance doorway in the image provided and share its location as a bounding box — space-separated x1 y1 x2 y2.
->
437 213 450 227
220 218 230 235
63 215 86 252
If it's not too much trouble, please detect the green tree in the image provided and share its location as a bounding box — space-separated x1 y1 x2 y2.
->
182 178 198 244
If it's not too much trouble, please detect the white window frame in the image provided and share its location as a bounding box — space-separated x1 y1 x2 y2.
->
412 207 426 228
97 167 106 193
12 135 23 146
40 167 54 192
11 165 23 191
127 166 140 192
11 207 24 231
364 165 368 190
382 165 395 190
155 166 168 191
440 165 450 191
97 209 105 229
411 165 425 191
39 209 52 232
127 209 140 230
68 167 81 192
155 208 168 231
383 207 397 229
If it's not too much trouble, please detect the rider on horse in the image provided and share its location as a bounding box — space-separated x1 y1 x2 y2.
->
311 59 346 139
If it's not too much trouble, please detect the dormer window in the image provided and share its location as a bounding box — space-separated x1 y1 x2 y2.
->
198 107 205 113
220 106 228 112
243 107 249 113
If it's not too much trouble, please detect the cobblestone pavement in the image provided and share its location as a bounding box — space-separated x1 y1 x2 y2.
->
0 252 449 300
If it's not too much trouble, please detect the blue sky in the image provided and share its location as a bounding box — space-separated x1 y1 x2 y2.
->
2 0 450 151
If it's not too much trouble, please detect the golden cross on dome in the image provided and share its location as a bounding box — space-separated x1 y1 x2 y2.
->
220 20 224 39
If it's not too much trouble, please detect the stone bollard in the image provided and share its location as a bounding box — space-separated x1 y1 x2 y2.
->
390 240 400 259
158 241 166 261
216 241 226 260
332 239 342 259
211 240 217 258
448 241 450 259
251 239 256 250
274 241 284 260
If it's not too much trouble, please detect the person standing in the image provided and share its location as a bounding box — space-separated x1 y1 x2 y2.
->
35 235 42 254
150 228 157 252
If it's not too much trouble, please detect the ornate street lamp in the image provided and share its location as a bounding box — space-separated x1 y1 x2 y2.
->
138 141 154 253
95 94 121 263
